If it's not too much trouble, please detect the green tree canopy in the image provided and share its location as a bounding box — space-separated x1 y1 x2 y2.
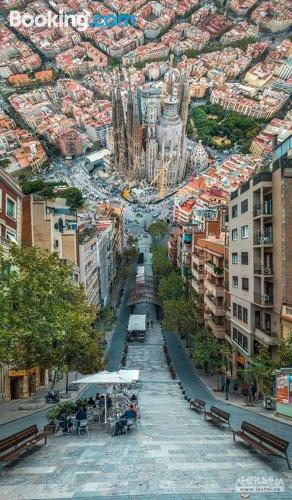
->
62 187 84 209
151 246 172 279
148 220 169 243
162 296 199 337
279 335 292 367
0 245 103 374
158 271 184 302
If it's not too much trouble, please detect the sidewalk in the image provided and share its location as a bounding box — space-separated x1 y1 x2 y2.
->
0 371 82 426
181 337 292 428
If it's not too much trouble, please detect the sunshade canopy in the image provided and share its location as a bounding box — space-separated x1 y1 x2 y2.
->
127 314 146 332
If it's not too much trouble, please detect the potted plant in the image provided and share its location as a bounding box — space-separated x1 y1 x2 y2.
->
45 404 62 433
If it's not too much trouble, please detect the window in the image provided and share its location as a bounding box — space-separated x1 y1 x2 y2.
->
232 276 238 287
241 199 248 213
232 229 238 241
232 252 238 264
232 205 238 218
232 328 248 353
241 225 248 239
241 252 248 265
242 278 249 291
6 197 16 219
243 307 248 323
233 303 237 316
238 305 242 320
0 189 2 211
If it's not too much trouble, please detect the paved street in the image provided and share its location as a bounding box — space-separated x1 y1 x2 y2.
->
0 240 292 499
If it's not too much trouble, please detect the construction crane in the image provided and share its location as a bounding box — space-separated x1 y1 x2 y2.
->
150 154 173 199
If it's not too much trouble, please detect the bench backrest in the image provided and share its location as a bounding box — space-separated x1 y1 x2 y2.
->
242 421 289 453
210 406 230 421
195 399 206 408
0 425 38 454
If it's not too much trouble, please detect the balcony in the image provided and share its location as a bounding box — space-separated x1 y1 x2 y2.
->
254 293 273 307
193 253 204 266
253 204 273 218
254 327 279 346
204 295 225 316
205 278 224 298
192 278 204 294
253 234 273 246
192 267 204 280
205 261 224 277
254 263 273 276
206 318 226 339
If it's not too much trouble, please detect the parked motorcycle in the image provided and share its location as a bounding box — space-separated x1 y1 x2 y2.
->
46 390 60 404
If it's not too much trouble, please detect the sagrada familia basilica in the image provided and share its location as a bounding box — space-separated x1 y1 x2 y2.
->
111 62 191 189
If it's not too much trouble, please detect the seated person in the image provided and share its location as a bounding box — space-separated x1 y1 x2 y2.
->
88 396 96 408
106 395 112 409
122 393 130 404
113 404 137 436
99 394 105 407
58 408 73 434
130 394 138 403
76 406 87 426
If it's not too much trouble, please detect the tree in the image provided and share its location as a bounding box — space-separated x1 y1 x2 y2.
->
151 246 172 279
159 271 184 302
162 296 198 338
279 335 292 368
0 245 104 380
239 346 278 396
123 247 138 264
191 327 223 375
148 220 169 243
62 187 84 209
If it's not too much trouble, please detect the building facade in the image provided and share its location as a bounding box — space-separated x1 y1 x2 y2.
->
228 159 292 371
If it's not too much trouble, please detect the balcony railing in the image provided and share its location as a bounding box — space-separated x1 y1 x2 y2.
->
254 293 273 306
254 327 279 346
254 264 273 275
205 261 224 276
254 234 273 245
253 204 273 217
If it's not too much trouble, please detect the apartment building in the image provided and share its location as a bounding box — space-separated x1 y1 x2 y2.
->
228 155 292 371
0 168 23 253
0 173 48 402
78 228 100 309
23 196 79 281
191 210 227 339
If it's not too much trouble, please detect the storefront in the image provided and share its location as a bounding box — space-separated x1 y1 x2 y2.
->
276 369 292 420
6 366 48 401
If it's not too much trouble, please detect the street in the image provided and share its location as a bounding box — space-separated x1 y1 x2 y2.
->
0 233 291 499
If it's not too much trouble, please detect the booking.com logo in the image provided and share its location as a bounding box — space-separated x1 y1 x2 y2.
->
9 10 136 31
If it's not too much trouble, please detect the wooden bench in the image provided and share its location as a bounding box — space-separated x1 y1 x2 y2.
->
190 399 206 413
233 421 291 470
0 425 49 468
204 406 231 430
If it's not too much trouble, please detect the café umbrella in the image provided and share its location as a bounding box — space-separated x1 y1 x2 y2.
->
75 371 129 423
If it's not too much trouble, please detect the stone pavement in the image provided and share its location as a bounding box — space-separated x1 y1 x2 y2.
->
1 310 292 498
177 336 292 428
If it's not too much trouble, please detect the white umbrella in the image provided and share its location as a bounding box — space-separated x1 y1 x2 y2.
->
119 370 140 383
75 371 129 423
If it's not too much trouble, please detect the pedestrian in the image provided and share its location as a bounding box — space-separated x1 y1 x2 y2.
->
225 376 230 401
251 381 257 401
220 374 225 393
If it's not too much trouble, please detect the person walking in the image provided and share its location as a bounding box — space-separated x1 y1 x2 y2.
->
225 376 230 400
220 374 225 393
